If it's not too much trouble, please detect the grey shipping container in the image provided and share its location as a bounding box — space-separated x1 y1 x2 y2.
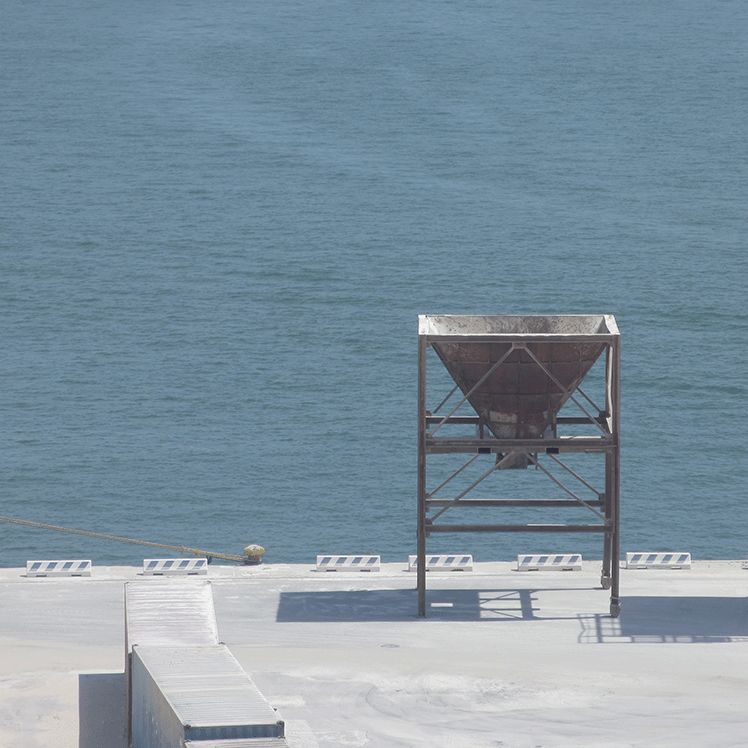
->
125 580 221 740
184 740 289 748
124 579 220 656
131 645 284 748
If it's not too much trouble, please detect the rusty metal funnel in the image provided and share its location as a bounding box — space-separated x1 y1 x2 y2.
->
422 315 615 439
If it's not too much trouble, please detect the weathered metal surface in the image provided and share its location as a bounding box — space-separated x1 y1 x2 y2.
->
426 316 611 439
131 645 284 748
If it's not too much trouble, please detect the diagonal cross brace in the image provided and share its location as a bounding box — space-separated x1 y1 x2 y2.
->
520 344 607 434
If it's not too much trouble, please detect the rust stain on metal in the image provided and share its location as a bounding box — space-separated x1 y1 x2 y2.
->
433 339 605 439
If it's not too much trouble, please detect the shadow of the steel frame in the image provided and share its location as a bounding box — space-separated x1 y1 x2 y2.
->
578 596 748 644
276 587 590 622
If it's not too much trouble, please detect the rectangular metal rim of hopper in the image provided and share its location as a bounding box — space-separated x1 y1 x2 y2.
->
418 314 619 340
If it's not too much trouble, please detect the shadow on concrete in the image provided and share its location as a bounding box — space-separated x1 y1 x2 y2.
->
78 672 128 748
579 596 748 643
276 587 582 622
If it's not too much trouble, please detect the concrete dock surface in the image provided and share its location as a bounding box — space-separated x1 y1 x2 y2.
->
1 560 747 747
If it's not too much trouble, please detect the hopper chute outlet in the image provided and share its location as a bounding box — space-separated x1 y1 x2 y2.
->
416 315 621 619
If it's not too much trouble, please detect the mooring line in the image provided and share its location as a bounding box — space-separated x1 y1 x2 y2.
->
0 514 245 562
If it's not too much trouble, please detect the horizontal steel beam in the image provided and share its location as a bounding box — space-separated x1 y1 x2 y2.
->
556 416 608 425
426 523 611 533
425 415 480 424
425 415 609 426
425 499 605 508
426 440 614 455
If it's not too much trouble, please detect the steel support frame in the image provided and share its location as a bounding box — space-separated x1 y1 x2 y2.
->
417 324 621 618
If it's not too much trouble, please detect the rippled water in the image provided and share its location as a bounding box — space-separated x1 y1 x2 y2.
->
1 0 746 566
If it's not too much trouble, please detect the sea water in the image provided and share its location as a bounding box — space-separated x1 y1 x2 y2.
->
1 0 746 567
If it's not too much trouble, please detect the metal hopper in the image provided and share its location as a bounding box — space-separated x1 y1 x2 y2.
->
425 315 611 439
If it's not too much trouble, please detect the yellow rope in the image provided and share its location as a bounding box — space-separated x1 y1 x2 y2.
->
0 514 245 562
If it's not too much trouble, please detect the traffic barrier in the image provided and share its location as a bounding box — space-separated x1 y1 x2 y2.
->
625 552 691 569
143 558 208 575
316 555 381 572
517 554 582 571
407 554 473 571
26 560 92 577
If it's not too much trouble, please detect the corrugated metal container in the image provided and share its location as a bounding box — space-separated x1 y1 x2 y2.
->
125 580 220 655
131 645 284 748
184 740 289 748
125 580 221 741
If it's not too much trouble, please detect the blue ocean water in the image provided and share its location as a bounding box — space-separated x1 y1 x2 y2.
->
1 0 746 567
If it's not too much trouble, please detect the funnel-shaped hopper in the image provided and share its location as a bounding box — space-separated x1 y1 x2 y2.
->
421 315 617 439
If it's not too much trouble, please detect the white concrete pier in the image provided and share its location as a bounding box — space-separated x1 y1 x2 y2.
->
1 560 747 747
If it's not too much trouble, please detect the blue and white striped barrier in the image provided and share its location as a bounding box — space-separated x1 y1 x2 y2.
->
625 552 691 569
316 555 381 572
517 554 582 571
26 560 92 577
407 554 473 571
143 558 208 576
